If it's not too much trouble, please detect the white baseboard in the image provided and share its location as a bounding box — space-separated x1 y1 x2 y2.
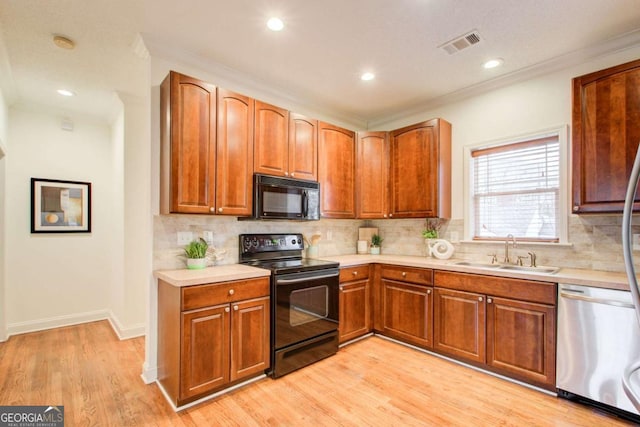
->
6 310 145 341
141 362 158 384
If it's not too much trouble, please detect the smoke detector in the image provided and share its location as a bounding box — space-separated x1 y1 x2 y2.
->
439 30 481 55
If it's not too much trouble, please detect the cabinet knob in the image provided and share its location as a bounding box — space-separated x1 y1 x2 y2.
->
487 298 493 304
352 271 358 276
290 173 295 177
285 172 289 176
210 207 215 212
225 307 230 313
233 305 239 311
228 289 235 295
478 296 483 302
383 214 387 218
218 207 223 213
340 286 344 291
402 272 407 277
427 289 431 294
389 214 393 217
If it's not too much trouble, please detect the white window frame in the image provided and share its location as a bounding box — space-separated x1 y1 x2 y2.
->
463 125 569 245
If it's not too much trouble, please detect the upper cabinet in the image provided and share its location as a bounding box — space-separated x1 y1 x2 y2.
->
572 59 640 214
254 101 289 177
160 71 254 216
288 113 318 181
318 122 356 218
216 89 255 216
389 119 451 218
254 106 318 181
160 71 217 214
356 131 389 219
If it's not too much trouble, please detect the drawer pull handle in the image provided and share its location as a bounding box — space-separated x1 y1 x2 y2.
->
209 207 215 212
340 286 344 291
478 296 483 302
487 298 493 304
233 305 239 311
427 289 431 294
402 272 407 277
353 271 358 276
228 289 235 296
225 307 230 313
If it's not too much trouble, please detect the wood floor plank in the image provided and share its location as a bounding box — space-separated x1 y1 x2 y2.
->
0 321 636 426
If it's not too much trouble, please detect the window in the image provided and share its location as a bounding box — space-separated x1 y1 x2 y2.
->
469 132 563 243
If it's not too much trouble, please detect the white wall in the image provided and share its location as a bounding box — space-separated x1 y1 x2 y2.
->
5 106 120 335
0 87 8 341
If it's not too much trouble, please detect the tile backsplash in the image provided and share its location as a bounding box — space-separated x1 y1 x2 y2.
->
154 214 640 273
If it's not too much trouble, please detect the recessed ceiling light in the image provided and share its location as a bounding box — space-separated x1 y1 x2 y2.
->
267 17 284 31
483 58 504 69
57 89 75 97
53 35 75 50
361 72 375 81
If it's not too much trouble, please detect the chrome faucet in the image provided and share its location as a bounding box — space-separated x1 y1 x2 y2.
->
504 234 517 264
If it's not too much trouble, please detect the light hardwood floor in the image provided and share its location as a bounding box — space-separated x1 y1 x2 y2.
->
0 321 635 426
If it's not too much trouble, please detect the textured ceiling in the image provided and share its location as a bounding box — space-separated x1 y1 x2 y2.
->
1 0 639 127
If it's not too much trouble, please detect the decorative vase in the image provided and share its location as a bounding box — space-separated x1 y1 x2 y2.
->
370 246 381 255
186 258 207 270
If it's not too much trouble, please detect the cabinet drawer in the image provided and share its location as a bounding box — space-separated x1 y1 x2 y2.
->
381 265 433 286
434 271 555 305
182 277 270 311
340 265 370 283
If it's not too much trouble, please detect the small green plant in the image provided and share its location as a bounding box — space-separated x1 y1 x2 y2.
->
184 238 208 259
371 234 383 247
422 218 443 239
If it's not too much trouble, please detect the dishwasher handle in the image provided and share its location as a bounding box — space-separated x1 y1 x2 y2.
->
560 291 635 309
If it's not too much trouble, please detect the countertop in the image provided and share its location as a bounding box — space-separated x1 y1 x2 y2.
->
154 254 632 291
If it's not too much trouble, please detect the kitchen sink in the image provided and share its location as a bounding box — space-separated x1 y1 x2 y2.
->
454 261 560 275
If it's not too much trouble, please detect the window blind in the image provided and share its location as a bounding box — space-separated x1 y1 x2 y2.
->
471 135 560 242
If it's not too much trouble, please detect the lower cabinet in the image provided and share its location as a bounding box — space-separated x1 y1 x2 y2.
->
339 265 371 343
378 265 434 349
433 271 557 390
158 277 270 407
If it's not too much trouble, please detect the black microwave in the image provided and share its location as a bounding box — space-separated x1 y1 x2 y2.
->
251 174 320 220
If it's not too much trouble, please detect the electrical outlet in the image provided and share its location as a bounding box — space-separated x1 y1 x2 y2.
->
177 231 193 246
633 234 640 251
202 231 214 245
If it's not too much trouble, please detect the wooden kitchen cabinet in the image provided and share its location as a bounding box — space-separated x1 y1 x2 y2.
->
216 88 255 216
160 71 217 214
433 270 556 390
254 101 290 177
289 113 318 181
339 265 371 343
318 122 356 218
158 277 270 407
389 119 451 218
572 58 640 213
378 265 434 349
356 131 389 219
433 287 485 363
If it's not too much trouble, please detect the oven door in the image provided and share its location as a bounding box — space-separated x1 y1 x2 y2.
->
273 268 339 350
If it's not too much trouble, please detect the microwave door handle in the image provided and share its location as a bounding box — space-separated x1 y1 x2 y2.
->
302 190 308 217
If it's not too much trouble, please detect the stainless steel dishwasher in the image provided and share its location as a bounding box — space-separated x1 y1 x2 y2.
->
557 283 640 420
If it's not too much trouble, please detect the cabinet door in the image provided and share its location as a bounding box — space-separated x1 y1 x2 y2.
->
486 296 556 389
356 131 389 219
160 71 216 214
216 89 254 216
381 279 433 348
390 119 451 218
339 279 371 343
181 304 230 400
433 287 485 363
230 297 270 381
572 59 640 213
254 101 289 177
318 122 356 218
289 113 318 181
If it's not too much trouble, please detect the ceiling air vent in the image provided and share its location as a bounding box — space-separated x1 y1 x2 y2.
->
439 30 482 55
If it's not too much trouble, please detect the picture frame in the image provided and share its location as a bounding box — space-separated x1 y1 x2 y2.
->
31 178 91 233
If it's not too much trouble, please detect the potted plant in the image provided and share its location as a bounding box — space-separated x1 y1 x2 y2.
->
184 238 208 269
422 218 443 239
370 234 383 255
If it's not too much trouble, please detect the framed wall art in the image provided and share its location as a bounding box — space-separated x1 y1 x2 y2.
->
31 178 91 233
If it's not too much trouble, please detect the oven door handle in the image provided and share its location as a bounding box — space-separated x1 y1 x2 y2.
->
276 272 339 284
